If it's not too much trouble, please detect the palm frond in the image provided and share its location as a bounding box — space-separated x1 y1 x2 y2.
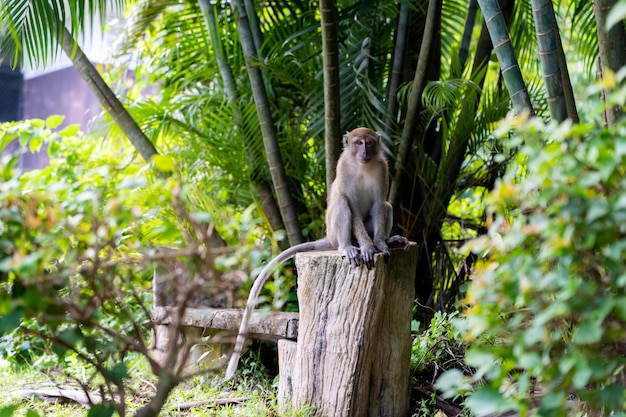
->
0 0 125 68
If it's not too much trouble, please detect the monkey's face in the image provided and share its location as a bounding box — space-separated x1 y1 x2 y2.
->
351 135 378 164
343 128 381 164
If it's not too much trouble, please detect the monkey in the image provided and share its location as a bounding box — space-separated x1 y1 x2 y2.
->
223 127 410 380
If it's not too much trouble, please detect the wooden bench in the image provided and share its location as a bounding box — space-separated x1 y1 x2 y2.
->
152 306 298 368
152 306 299 339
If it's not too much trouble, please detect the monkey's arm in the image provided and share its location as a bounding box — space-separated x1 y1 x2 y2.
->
224 238 332 381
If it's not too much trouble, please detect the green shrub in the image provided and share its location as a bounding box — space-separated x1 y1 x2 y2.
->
437 81 626 416
0 118 269 416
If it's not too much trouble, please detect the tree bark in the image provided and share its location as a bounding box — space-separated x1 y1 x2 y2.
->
319 0 342 190
531 0 567 122
477 0 534 115
282 245 417 417
594 0 626 125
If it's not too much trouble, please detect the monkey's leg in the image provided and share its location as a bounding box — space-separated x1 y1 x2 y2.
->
352 217 377 269
330 195 362 267
368 202 392 261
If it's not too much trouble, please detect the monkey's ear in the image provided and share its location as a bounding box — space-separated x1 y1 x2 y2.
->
343 133 349 148
375 131 382 142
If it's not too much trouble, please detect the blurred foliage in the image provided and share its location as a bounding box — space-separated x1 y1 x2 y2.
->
0 118 273 416
410 311 469 416
436 75 626 416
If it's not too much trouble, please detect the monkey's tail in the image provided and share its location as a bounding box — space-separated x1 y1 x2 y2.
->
224 239 332 381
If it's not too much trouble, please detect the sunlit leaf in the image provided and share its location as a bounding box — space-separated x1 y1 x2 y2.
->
29 135 43 153
58 124 80 137
30 119 45 128
152 154 176 172
45 115 64 129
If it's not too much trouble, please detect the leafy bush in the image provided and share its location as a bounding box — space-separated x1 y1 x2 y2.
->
411 311 466 375
437 80 626 416
411 312 469 417
0 118 260 417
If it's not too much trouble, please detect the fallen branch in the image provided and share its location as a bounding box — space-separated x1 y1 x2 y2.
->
169 396 251 411
11 388 102 406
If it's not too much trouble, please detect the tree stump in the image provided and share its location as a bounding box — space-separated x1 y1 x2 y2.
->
279 244 417 417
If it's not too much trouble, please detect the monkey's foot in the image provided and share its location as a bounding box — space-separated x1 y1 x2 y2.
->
360 244 378 270
343 245 362 268
386 235 411 250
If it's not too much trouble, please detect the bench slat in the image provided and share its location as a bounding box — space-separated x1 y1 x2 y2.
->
152 307 299 340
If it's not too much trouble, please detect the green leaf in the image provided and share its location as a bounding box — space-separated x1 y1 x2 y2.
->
152 154 175 172
572 358 592 389
0 133 18 152
106 362 130 384
29 135 43 153
572 321 603 345
19 132 30 147
48 139 60 156
539 391 566 411
87 403 115 417
434 369 471 398
0 311 22 334
58 124 80 137
53 327 83 357
45 115 64 129
466 386 515 415
30 119 45 128
0 405 17 417
600 383 624 412
25 410 40 417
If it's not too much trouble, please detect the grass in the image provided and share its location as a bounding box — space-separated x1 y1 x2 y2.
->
0 351 312 417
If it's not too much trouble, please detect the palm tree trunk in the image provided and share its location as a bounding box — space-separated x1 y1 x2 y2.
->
389 0 439 208
199 0 285 234
594 0 626 125
199 0 237 101
319 0 342 189
232 0 304 246
385 2 410 134
531 0 567 122
556 25 579 123
459 0 479 68
57 25 158 162
476 0 534 115
243 0 265 59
